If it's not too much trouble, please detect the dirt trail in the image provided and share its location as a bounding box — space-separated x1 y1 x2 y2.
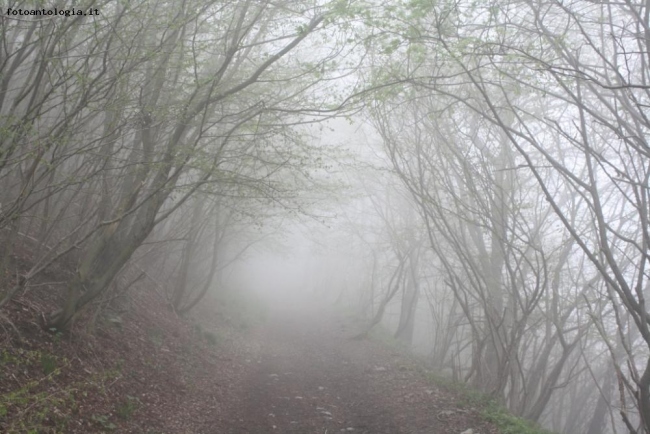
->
222 298 496 434
1 283 498 433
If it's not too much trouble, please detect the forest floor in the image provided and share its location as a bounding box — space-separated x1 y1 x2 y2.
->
221 297 499 434
1 258 500 433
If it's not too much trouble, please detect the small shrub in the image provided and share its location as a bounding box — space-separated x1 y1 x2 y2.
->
1 349 17 366
1 384 73 432
482 403 553 434
91 414 117 431
116 395 140 420
52 331 64 345
428 374 553 434
40 353 57 375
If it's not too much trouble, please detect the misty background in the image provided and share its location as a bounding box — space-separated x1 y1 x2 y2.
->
1 0 649 433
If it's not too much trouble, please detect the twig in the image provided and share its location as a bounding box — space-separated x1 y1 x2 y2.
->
0 311 22 341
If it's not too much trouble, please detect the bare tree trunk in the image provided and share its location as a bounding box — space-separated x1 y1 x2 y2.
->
585 368 614 434
394 247 420 345
172 197 205 310
46 191 164 330
354 260 406 339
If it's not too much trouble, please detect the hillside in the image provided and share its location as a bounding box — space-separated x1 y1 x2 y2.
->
0 253 546 434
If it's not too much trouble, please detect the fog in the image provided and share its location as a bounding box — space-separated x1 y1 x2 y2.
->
2 0 650 432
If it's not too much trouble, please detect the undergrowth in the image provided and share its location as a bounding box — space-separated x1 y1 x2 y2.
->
427 373 554 434
365 325 554 434
0 349 75 433
1 347 127 433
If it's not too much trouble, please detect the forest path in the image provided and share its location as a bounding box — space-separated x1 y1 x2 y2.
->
221 297 495 434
